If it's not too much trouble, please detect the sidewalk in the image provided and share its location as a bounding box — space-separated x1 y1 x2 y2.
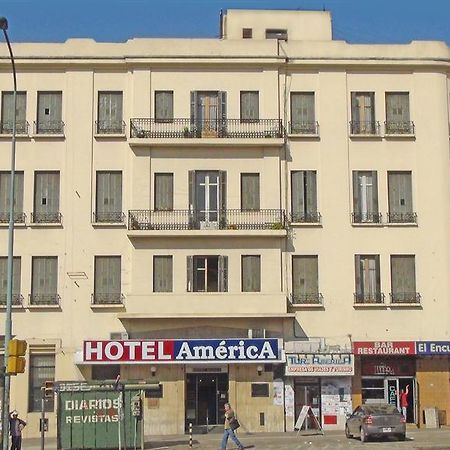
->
22 428 450 450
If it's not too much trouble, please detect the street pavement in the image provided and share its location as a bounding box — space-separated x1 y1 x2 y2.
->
22 428 450 449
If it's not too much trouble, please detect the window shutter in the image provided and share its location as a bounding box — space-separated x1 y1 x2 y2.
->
242 255 261 292
351 93 359 122
354 255 362 296
12 257 21 296
33 257 57 295
352 171 360 215
14 172 24 217
38 92 62 128
386 93 410 123
190 91 198 124
241 92 259 121
241 173 260 211
0 173 7 212
218 91 227 121
111 172 122 213
291 171 305 218
371 171 378 214
186 256 193 292
110 93 123 125
218 255 228 292
389 172 412 215
154 174 173 211
153 256 173 293
375 255 381 295
0 258 6 294
219 171 227 212
155 92 173 120
388 172 401 214
1 93 14 130
391 255 415 295
305 171 317 214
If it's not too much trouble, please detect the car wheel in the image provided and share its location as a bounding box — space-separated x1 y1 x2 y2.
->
345 425 353 438
360 427 368 443
398 433 406 441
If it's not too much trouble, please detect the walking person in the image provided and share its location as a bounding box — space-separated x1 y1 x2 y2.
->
221 403 244 450
398 385 410 419
9 410 26 450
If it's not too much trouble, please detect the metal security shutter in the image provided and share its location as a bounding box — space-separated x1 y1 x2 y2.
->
155 91 173 121
34 172 60 222
154 173 173 211
292 256 318 296
240 91 259 121
94 256 121 295
96 171 122 221
241 173 260 210
391 255 416 295
386 93 410 123
153 255 173 292
388 172 412 215
32 256 57 296
1 92 27 133
0 171 24 219
291 92 315 126
242 255 261 292
98 92 123 132
37 92 62 133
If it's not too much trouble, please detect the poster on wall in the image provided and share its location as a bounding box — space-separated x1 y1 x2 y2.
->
273 379 284 406
284 384 295 417
320 378 352 424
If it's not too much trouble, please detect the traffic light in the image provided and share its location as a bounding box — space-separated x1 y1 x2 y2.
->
7 339 27 375
44 381 54 399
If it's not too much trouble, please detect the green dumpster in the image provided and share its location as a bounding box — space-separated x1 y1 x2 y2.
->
56 381 151 450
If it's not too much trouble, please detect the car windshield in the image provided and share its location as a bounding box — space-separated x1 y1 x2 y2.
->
363 404 400 415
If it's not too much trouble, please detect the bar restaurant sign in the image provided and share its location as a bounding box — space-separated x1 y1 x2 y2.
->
285 353 354 376
83 339 281 364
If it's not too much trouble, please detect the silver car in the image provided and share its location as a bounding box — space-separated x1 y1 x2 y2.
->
345 404 406 442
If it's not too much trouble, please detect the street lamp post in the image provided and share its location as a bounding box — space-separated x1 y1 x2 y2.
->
0 16 18 450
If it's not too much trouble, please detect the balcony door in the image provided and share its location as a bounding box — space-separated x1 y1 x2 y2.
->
189 170 226 229
191 91 226 137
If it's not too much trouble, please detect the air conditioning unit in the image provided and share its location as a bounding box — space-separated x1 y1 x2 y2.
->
110 332 129 340
248 328 266 339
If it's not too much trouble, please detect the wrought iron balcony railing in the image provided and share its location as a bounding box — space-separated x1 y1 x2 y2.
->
387 212 417 224
352 212 382 224
390 292 421 304
349 120 381 135
29 293 60 306
95 120 126 135
130 118 283 139
290 212 321 224
384 121 415 135
31 212 62 224
93 211 126 224
0 212 26 224
0 120 29 135
0 294 23 307
289 121 319 135
354 292 385 304
290 292 323 305
128 209 286 231
34 120 65 135
91 293 124 305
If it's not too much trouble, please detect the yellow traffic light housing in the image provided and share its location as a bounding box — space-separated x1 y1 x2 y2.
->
7 339 27 375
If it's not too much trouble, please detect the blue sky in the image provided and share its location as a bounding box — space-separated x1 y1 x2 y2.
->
1 0 449 45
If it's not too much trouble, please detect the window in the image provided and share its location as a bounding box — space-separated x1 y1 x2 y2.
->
251 383 269 397
36 91 63 134
242 255 261 292
31 256 58 305
352 171 379 223
190 91 227 136
97 91 123 133
187 255 228 292
92 365 120 380
33 171 60 223
0 257 21 305
1 92 27 134
154 173 173 211
292 256 320 304
388 171 414 223
385 93 412 134
0 171 24 223
94 256 122 304
95 171 123 223
29 354 55 412
240 91 259 122
155 91 174 121
351 92 376 134
153 256 173 292
241 173 260 210
355 255 382 303
391 255 419 303
290 93 316 134
291 171 318 223
242 28 252 39
265 29 287 40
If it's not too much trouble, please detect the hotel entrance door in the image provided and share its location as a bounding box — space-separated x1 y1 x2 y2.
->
186 373 228 427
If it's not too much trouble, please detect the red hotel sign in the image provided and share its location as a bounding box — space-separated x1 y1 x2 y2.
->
353 341 415 356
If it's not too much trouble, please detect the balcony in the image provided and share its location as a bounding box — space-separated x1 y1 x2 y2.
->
390 292 421 305
0 120 29 135
31 212 62 225
351 212 382 224
387 212 417 224
290 212 321 224
129 118 284 143
128 209 286 233
95 120 126 135
384 121 415 136
0 212 26 224
0 294 24 307
288 121 319 136
93 211 126 225
91 293 125 306
29 293 60 306
290 292 324 307
354 292 385 305
349 120 381 136
34 120 65 135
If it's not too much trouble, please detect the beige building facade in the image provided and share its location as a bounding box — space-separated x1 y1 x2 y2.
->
0 9 449 439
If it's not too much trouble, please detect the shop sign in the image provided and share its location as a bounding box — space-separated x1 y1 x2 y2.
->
416 341 450 355
353 341 415 356
285 353 354 376
83 338 280 364
361 358 415 376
